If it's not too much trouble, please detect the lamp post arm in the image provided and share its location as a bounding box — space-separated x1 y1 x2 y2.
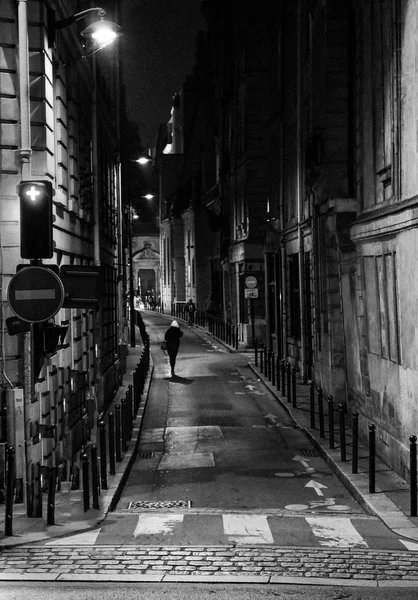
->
54 7 106 30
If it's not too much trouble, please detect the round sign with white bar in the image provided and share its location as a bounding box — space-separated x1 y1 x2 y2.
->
8 266 64 323
245 276 257 288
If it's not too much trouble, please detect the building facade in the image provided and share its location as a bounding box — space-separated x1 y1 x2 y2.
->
0 0 125 511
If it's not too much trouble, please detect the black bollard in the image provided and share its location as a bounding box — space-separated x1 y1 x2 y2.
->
5 446 15 536
369 424 376 493
317 387 325 438
46 467 57 525
339 404 346 461
309 381 315 429
260 344 264 373
281 360 286 396
108 412 116 476
267 349 272 381
99 419 108 491
254 339 258 367
115 404 122 462
328 395 334 449
292 367 297 408
352 411 359 474
91 445 100 509
264 346 268 376
276 355 280 390
271 351 276 386
82 452 90 512
287 363 291 403
410 435 417 517
121 397 127 452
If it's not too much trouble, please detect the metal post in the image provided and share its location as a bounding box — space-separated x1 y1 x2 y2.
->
46 467 56 526
317 387 325 438
91 445 100 509
352 411 358 474
410 435 417 517
286 363 291 403
309 381 315 429
115 404 122 462
254 339 258 367
292 367 297 408
339 404 346 461
128 386 133 439
82 452 89 512
271 351 276 386
328 395 334 449
99 419 108 490
260 344 264 373
276 354 280 390
369 424 376 493
267 349 272 380
121 397 127 452
108 412 115 476
5 446 15 536
281 360 286 396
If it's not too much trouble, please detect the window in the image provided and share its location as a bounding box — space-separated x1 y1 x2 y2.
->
363 253 400 362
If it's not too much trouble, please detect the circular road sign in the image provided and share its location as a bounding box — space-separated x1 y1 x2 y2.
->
8 266 64 323
245 275 257 289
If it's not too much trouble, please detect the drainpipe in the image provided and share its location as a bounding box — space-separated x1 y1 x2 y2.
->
296 0 306 381
17 0 33 515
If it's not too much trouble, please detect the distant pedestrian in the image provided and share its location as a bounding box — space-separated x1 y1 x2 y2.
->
164 320 183 377
186 298 196 326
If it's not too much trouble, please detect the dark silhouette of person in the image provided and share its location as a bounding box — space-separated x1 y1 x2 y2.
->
186 298 196 326
164 320 183 377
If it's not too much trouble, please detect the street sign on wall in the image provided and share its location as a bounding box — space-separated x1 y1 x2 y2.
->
245 276 257 289
8 266 64 323
245 288 259 298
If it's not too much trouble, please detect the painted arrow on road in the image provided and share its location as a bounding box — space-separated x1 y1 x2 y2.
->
305 480 327 496
292 454 311 469
245 384 257 391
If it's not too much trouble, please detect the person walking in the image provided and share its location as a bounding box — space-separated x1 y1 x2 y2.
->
164 320 183 377
186 298 196 326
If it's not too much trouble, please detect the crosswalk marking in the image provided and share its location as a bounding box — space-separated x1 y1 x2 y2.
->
306 516 369 548
133 514 184 536
222 514 274 544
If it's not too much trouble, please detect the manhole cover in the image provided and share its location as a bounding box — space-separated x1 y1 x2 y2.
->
127 500 192 510
301 448 319 457
139 451 155 459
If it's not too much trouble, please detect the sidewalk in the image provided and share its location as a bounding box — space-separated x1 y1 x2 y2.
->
0 332 153 548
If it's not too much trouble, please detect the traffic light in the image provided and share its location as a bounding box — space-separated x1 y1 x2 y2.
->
18 180 54 259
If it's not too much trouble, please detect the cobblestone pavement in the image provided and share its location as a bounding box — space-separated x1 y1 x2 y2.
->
0 544 418 586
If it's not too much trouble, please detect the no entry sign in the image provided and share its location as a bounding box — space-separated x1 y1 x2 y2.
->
8 266 64 323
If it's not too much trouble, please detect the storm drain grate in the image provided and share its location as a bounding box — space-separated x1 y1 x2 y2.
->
138 451 156 459
301 448 319 457
127 500 192 510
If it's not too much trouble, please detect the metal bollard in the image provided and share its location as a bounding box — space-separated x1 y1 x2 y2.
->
128 385 134 439
99 419 108 490
286 363 291 403
309 381 315 429
108 412 115 475
276 355 280 390
292 367 297 408
410 435 417 517
254 339 258 367
47 467 57 525
260 344 264 373
352 411 359 474
328 395 334 449
271 351 276 386
317 387 325 438
369 424 376 493
267 350 272 381
281 360 286 396
91 445 100 509
339 404 346 461
115 404 122 462
82 452 90 512
121 397 127 452
5 446 15 536
264 346 268 376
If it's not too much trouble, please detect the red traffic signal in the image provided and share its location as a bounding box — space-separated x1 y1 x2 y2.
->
18 180 54 259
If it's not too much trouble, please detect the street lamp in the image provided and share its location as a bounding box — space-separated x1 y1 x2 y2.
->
48 7 123 55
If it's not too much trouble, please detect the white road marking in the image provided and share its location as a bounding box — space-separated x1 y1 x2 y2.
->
292 454 311 469
134 514 184 536
306 517 368 548
235 392 246 395
399 540 418 551
305 480 327 496
45 529 101 545
222 514 274 544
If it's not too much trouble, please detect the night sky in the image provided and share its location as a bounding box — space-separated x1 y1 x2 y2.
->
119 0 206 145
